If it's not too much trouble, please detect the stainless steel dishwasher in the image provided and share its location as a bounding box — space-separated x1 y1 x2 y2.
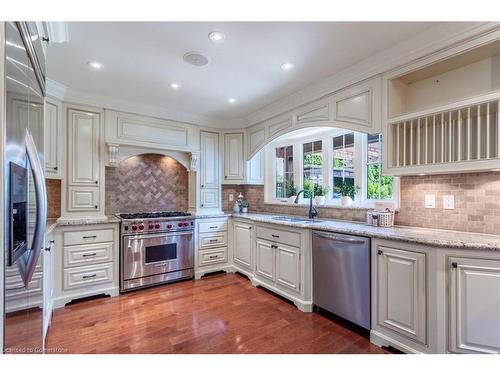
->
312 231 371 330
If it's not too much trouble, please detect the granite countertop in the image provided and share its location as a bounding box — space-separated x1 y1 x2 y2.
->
55 215 121 226
46 211 500 251
232 212 500 251
45 219 58 236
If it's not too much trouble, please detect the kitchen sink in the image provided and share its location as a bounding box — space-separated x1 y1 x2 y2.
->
270 216 317 223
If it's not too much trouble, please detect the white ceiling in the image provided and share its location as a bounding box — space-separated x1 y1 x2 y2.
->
46 22 436 121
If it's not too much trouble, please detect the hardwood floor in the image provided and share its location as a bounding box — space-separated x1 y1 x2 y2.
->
46 272 389 354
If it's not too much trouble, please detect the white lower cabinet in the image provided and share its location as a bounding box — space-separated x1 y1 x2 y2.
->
376 245 427 345
232 220 253 273
53 223 119 308
255 239 275 282
244 223 311 312
275 244 300 292
371 238 500 354
448 257 500 354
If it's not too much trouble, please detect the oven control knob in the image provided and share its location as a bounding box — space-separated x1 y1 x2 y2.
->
138 224 144 230
131 225 138 231
155 223 161 229
184 222 189 227
148 224 154 230
178 223 182 227
166 224 173 229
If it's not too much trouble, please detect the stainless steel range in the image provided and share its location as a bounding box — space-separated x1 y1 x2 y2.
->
117 211 195 292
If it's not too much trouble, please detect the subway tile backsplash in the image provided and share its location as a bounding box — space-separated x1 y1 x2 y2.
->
223 171 500 235
396 172 500 235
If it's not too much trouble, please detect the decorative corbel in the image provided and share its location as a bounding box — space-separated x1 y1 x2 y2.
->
107 143 120 167
189 152 200 172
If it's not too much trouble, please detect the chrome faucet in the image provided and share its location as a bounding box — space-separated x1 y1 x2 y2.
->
294 190 318 219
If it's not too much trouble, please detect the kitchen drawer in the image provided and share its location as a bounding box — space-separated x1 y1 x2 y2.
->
198 220 228 233
199 232 228 250
64 242 113 268
63 263 114 290
198 247 227 267
256 225 301 248
64 228 114 246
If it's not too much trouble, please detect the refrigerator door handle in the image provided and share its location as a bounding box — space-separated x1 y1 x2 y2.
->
18 130 47 286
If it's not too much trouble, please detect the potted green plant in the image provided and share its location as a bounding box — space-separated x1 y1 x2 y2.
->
335 182 360 207
285 180 297 203
240 200 249 213
314 185 330 205
303 178 314 200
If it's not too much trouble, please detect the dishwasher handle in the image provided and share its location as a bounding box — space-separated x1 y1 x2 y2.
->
312 231 367 245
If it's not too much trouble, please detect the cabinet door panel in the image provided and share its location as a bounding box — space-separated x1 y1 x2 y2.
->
44 99 61 177
67 186 99 211
200 188 219 208
233 222 253 270
224 132 244 181
377 245 427 345
200 131 219 189
255 239 274 282
68 109 100 185
276 244 300 292
449 257 500 354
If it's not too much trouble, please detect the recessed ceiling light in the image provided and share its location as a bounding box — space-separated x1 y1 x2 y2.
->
208 31 226 43
281 62 295 71
169 82 180 89
228 98 236 104
87 61 103 69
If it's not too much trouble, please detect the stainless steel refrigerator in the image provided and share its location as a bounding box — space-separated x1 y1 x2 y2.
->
2 21 47 354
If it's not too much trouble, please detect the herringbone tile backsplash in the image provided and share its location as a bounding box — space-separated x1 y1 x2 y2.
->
105 154 188 214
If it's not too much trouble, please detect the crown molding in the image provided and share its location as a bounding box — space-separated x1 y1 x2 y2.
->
46 79 244 129
243 22 500 126
47 22 500 132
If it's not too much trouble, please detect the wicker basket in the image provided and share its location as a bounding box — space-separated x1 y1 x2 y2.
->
367 209 394 227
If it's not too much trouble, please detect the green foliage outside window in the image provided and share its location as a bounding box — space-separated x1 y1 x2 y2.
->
367 164 393 199
303 154 322 166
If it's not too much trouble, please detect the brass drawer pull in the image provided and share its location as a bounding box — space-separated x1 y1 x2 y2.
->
82 253 97 257
83 235 97 239
209 255 219 259
271 234 279 238
82 274 97 279
209 226 218 229
209 239 219 243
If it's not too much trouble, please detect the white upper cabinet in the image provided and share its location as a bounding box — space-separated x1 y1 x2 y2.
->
223 131 265 185
331 76 382 133
223 132 244 182
448 257 500 354
68 108 100 186
199 131 221 211
44 97 63 178
200 131 219 189
64 104 104 215
383 32 500 176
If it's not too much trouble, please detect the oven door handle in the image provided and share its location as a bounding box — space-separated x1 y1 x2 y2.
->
123 231 193 241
